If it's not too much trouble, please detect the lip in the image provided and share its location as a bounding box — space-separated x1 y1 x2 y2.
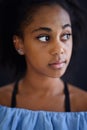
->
48 60 66 69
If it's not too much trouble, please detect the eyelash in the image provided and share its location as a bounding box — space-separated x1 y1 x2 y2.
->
36 33 72 43
61 33 72 41
36 35 50 42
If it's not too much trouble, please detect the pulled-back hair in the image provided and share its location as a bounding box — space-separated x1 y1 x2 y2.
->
0 0 86 80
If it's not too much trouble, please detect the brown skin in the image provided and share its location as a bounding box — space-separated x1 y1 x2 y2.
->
0 5 87 112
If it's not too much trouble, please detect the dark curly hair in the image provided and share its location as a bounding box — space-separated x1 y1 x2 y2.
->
0 0 86 80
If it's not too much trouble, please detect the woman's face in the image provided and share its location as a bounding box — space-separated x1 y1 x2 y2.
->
15 5 72 78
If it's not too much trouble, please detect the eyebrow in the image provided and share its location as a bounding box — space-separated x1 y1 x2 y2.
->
62 24 71 29
32 24 71 33
32 27 51 33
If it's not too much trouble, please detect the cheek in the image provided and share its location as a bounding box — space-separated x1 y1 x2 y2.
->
24 46 48 65
67 44 73 60
67 40 73 51
65 41 72 59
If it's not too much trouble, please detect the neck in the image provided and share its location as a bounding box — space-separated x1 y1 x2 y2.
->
19 69 64 95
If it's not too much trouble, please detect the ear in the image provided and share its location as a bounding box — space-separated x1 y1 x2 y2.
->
13 35 25 55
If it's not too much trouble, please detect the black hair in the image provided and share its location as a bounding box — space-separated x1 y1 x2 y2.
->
0 0 86 80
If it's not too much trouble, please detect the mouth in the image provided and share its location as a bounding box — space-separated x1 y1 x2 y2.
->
48 60 66 69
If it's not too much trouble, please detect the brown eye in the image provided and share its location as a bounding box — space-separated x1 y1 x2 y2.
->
61 33 72 41
37 35 50 42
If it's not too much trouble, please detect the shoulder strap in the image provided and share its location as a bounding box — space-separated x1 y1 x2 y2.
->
11 80 18 107
64 82 71 112
11 80 71 111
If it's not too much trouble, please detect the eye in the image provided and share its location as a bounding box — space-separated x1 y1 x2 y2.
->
61 33 72 41
37 35 50 42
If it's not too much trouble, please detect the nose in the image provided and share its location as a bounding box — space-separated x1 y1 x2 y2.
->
50 41 64 56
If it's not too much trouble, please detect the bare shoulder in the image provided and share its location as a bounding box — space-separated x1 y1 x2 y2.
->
0 83 15 106
69 83 87 94
68 83 87 111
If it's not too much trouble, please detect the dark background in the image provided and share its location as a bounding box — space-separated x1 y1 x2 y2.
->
62 0 87 90
0 0 87 90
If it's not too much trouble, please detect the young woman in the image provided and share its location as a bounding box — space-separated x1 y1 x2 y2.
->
0 0 87 129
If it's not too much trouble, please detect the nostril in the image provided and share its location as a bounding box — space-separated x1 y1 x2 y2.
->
60 48 64 54
50 47 64 56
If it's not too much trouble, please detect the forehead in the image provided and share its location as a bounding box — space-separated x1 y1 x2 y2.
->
24 5 71 32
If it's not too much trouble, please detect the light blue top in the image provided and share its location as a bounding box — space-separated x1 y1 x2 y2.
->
0 105 87 130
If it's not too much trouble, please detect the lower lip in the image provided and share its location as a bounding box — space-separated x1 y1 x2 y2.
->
49 62 65 69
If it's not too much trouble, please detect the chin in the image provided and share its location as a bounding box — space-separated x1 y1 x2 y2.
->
45 70 66 78
45 63 68 78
